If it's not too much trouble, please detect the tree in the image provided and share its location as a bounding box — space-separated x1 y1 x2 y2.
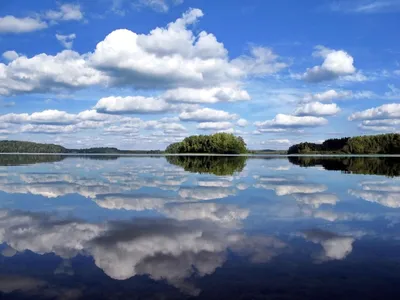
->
165 133 248 154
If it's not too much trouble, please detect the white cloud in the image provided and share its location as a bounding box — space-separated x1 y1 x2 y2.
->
302 46 356 82
236 118 248 127
179 108 238 122
0 8 268 100
162 87 250 104
329 0 400 14
197 122 233 131
0 50 107 96
0 16 47 33
349 103 400 120
255 114 328 129
231 46 288 76
2 51 19 61
358 125 397 132
45 4 83 21
94 96 172 114
294 102 341 116
266 139 291 144
20 124 77 134
56 33 76 49
90 8 244 89
303 89 352 102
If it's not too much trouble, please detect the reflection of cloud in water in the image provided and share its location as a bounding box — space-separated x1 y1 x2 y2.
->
349 180 400 208
179 187 236 200
0 275 46 293
162 203 249 226
0 210 284 295
94 195 168 211
294 193 339 208
304 229 354 261
255 182 327 196
54 259 74 276
195 178 233 188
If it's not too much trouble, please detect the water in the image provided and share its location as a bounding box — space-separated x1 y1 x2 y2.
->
0 155 399 299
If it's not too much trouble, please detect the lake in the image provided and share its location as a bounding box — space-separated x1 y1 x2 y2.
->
0 155 399 299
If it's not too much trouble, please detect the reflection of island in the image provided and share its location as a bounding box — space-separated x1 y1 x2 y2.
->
288 156 400 177
166 156 247 176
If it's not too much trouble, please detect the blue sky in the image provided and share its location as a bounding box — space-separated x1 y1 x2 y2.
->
0 0 399 150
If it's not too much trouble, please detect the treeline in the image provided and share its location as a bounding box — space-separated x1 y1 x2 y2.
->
165 133 247 154
288 134 400 154
0 141 163 154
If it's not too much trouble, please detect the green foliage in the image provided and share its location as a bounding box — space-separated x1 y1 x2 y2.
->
288 156 400 177
166 155 247 176
0 140 163 154
0 141 67 153
288 134 400 154
165 133 248 154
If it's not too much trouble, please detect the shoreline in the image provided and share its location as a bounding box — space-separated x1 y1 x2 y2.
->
0 153 399 157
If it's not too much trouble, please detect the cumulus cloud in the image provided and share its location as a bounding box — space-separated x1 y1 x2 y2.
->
0 50 107 96
294 102 341 116
56 33 76 49
349 103 400 120
0 16 47 33
90 8 243 89
94 96 173 114
231 46 288 76
162 87 250 104
179 108 238 122
0 8 271 98
2 51 19 61
197 122 233 131
301 46 356 82
303 89 353 102
255 114 328 129
44 4 83 21
237 118 248 127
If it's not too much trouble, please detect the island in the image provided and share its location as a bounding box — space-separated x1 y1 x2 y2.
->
165 133 247 154
288 133 400 155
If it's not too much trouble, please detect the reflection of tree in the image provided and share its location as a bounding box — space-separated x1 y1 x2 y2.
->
0 155 65 166
288 156 400 177
0 155 122 166
166 156 247 176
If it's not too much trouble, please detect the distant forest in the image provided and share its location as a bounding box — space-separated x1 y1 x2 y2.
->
288 134 400 154
0 141 163 154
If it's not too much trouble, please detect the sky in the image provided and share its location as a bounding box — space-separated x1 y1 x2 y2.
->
0 0 399 150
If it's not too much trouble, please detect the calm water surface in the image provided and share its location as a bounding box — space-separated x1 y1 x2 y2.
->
0 155 399 299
